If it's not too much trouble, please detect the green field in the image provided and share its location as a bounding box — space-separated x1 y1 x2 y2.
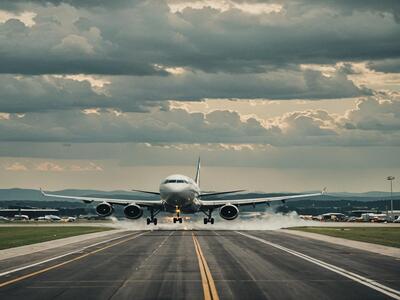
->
290 227 400 248
0 226 112 250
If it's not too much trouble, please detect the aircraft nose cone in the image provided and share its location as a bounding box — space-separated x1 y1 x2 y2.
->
165 184 185 192
167 192 187 206
160 183 185 199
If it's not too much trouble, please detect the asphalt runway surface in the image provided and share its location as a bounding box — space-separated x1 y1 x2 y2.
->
1 230 399 300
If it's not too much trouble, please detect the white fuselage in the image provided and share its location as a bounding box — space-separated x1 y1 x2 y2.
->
159 174 201 213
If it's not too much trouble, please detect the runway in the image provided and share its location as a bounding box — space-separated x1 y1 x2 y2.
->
1 230 399 300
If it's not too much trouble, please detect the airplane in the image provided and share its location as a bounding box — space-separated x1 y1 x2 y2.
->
41 158 326 225
36 215 62 221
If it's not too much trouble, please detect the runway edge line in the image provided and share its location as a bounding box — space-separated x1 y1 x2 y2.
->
236 231 400 300
0 232 146 288
0 231 139 277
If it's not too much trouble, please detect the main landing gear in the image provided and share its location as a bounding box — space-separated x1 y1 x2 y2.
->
146 208 161 225
173 210 183 224
146 218 157 225
203 218 214 224
201 208 214 225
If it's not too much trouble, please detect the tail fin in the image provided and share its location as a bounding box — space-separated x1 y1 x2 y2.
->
194 157 201 187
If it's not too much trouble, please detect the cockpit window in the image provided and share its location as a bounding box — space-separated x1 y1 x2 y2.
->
163 179 188 184
164 179 176 183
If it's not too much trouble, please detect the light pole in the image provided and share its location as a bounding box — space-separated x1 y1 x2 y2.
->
387 176 395 221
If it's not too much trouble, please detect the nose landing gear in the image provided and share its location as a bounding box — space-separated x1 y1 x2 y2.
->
173 217 183 223
173 210 183 224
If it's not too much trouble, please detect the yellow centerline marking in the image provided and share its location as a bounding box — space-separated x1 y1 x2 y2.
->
192 232 220 300
0 232 146 288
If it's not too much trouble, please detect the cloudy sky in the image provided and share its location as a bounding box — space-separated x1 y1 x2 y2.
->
0 0 399 192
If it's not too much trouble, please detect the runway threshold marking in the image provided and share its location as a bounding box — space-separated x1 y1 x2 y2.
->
236 231 400 300
0 231 146 288
192 233 220 300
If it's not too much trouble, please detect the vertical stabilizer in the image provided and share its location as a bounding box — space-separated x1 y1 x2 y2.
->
194 157 201 187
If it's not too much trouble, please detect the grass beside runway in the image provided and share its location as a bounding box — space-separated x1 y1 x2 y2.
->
0 226 113 250
290 227 400 248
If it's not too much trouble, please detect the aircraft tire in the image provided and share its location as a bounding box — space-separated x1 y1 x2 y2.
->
154 218 158 225
203 218 208 224
173 218 177 223
146 218 151 225
210 218 214 224
179 218 182 223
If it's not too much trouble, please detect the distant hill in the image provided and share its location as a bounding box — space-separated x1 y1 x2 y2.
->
330 191 400 198
0 188 398 202
0 188 398 216
0 188 157 201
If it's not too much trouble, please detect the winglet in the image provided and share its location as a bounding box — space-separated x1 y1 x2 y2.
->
39 187 45 196
322 187 327 194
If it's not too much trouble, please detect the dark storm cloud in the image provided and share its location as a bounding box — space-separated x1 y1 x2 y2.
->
0 69 370 113
1 97 399 146
0 0 142 11
1 57 165 76
0 0 399 75
0 109 273 143
107 68 371 103
0 75 108 113
0 16 166 76
13 0 397 17
0 0 397 143
0 75 170 113
174 3 400 72
286 0 400 22
367 59 400 73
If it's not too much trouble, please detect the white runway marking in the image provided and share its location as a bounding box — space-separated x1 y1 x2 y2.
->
0 231 142 277
236 231 400 300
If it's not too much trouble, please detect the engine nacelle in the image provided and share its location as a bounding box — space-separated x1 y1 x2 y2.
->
124 204 143 219
219 204 239 220
96 202 113 217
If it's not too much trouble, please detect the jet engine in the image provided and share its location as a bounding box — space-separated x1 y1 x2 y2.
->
96 202 113 217
124 204 143 219
219 204 239 220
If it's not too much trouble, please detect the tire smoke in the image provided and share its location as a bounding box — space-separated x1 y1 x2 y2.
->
109 209 317 231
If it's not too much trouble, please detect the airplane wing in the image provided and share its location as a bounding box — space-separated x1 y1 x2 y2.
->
40 189 163 207
199 189 326 208
131 189 160 195
199 190 246 197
